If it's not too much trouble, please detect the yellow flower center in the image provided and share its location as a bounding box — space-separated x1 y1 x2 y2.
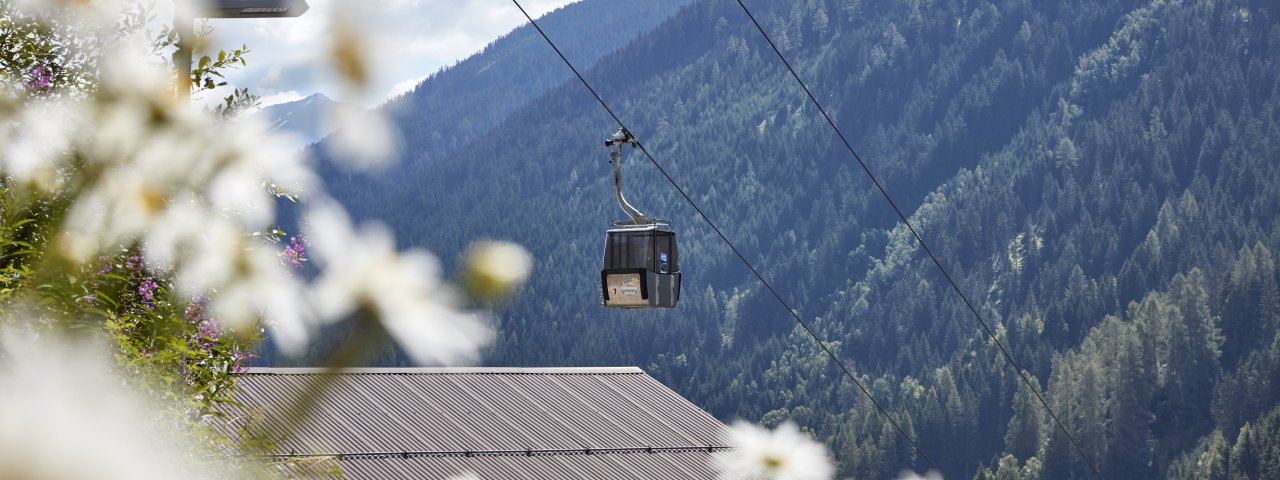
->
140 184 165 214
761 453 785 470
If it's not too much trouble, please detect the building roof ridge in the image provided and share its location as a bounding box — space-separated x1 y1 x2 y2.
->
242 366 644 375
261 445 737 460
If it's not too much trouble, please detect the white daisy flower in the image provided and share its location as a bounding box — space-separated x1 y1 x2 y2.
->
306 200 492 365
714 421 835 480
1 100 82 192
462 240 533 301
208 242 312 354
326 101 401 170
322 3 402 170
0 325 236 480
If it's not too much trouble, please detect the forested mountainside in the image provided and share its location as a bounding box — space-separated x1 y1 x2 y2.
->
315 0 695 221
305 0 1280 478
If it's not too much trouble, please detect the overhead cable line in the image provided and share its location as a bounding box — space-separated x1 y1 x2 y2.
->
509 0 945 476
730 1 1105 478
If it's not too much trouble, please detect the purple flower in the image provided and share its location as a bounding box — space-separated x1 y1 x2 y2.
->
94 256 114 275
27 65 51 95
230 350 253 374
138 277 158 309
191 320 220 351
279 236 308 269
184 295 208 324
125 255 143 273
197 319 220 339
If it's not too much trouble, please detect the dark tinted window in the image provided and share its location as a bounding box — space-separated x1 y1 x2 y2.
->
603 230 677 272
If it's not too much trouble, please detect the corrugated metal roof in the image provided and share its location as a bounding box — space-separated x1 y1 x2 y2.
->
217 367 735 479
332 450 725 479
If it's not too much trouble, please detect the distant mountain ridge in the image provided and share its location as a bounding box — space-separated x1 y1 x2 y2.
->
249 93 345 151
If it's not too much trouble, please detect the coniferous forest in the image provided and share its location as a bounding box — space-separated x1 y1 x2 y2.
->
296 0 1280 477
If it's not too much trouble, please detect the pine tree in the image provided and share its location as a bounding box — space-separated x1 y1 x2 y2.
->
1004 372 1045 461
1230 422 1258 479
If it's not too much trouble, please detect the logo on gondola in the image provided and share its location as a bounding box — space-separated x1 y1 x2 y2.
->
620 277 640 296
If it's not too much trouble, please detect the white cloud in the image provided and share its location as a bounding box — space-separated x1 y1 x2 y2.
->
262 63 283 84
257 90 306 108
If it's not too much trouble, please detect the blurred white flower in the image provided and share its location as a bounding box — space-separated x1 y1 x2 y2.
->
85 91 163 163
306 200 492 365
326 2 376 92
1 99 83 191
0 325 232 480
63 164 172 261
208 243 312 354
144 196 228 286
234 115 318 196
61 49 212 260
322 2 401 169
143 205 312 354
714 421 834 480
39 44 321 354
6 0 491 369
56 230 100 265
208 159 276 227
15 0 127 33
203 115 314 229
378 265 492 366
326 102 400 170
307 200 410 319
463 240 533 301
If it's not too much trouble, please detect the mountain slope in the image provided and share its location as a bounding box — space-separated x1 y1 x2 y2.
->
316 0 696 221
312 0 1280 478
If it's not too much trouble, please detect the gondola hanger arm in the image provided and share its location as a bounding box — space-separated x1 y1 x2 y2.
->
605 128 652 225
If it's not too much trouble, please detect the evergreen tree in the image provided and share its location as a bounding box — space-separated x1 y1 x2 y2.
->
1003 372 1045 461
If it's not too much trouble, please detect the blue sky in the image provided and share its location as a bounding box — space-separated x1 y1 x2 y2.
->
197 0 577 109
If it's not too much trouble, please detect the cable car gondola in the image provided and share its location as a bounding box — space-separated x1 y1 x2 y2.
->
600 128 680 308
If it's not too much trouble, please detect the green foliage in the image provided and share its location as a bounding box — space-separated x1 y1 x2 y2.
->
0 0 100 96
189 21 259 118
975 454 1042 480
1169 402 1280 480
0 187 256 419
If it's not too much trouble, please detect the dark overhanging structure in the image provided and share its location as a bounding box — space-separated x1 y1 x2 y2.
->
202 0 309 18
